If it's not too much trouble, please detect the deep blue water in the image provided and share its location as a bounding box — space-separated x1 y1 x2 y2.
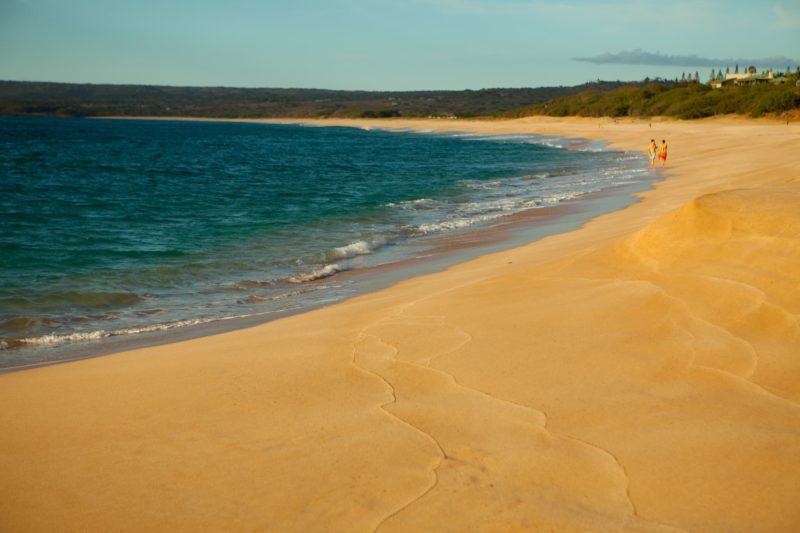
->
0 116 648 367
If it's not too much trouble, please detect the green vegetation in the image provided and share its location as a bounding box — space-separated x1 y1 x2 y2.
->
0 80 635 119
502 75 800 119
2 77 798 121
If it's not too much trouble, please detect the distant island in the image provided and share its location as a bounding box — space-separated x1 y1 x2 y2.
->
2 72 799 120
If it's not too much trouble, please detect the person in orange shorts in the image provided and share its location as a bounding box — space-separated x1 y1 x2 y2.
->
658 139 668 166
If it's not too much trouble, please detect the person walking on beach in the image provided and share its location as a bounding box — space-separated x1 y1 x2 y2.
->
647 139 658 168
658 139 668 167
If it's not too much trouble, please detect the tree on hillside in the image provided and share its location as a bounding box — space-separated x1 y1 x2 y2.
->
694 71 700 83
735 64 739 74
681 72 686 82
709 69 716 81
726 66 730 74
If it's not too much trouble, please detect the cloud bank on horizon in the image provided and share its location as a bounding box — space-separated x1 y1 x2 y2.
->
575 49 799 70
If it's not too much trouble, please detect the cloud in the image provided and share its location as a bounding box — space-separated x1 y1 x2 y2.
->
574 49 798 69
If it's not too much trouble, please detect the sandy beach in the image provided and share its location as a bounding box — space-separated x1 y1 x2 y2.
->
1 116 799 531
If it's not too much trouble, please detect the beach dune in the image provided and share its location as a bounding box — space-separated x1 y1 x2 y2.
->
1 117 798 532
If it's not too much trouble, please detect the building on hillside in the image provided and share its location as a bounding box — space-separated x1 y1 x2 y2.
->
709 66 785 89
709 78 734 89
735 69 776 86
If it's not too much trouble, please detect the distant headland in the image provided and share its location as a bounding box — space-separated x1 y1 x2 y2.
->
2 73 799 120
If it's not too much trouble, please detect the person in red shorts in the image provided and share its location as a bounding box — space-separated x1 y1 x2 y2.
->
658 139 668 166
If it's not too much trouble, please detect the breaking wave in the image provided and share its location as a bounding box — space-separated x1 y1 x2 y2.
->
288 264 346 283
10 313 261 349
328 236 388 260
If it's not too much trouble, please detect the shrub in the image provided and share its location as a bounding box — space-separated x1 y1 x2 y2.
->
518 80 800 119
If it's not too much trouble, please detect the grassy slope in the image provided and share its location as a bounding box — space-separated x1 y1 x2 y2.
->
501 76 800 119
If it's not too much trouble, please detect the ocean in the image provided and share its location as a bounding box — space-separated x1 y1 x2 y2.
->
0 117 651 369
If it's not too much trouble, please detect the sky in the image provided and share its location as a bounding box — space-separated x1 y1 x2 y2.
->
1 0 799 90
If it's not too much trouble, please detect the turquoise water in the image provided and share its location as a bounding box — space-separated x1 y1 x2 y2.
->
0 117 648 367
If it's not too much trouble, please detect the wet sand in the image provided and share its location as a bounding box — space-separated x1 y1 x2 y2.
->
1 116 799 531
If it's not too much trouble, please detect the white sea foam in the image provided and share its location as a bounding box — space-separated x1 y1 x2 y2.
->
329 236 388 260
458 189 585 218
288 264 344 283
463 180 505 191
21 330 109 346
333 241 372 258
386 198 434 209
542 191 587 203
110 316 247 336
462 198 536 213
466 134 568 148
17 314 261 348
413 213 501 235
